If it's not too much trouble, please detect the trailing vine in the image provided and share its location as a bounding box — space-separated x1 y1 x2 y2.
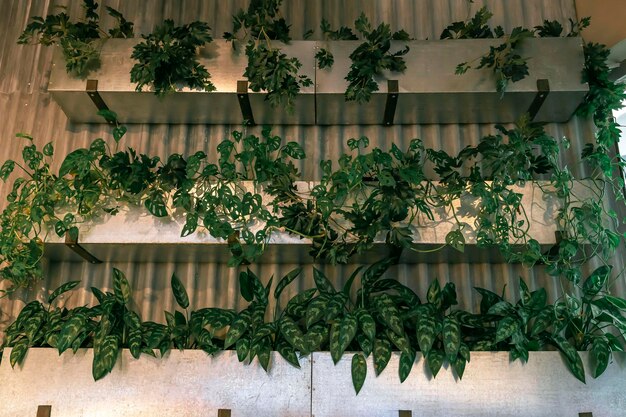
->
17 0 133 77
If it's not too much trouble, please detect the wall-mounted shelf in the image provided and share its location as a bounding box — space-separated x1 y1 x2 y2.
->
47 38 586 126
42 181 575 265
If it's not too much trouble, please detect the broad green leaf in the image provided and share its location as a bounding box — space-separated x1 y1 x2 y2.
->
530 306 554 336
43 142 54 156
238 271 255 302
313 267 336 294
351 353 367 394
305 294 330 328
279 316 308 353
330 322 342 364
145 193 168 217
276 337 300 368
57 313 87 354
325 293 347 321
342 266 365 296
224 311 251 349
416 307 437 355
236 337 250 362
181 213 198 237
170 273 190 309
356 309 376 341
443 315 461 361
373 337 392 376
495 316 520 343
474 287 502 315
361 258 393 290
256 338 272 372
441 282 458 309
591 337 610 378
385 328 411 356
113 268 131 304
10 338 29 368
583 265 611 297
459 343 471 362
487 300 514 316
605 295 626 310
22 310 45 344
426 349 445 378
128 328 143 359
552 335 585 383
48 281 80 304
356 332 373 356
446 229 465 253
374 294 404 336
93 335 120 381
399 349 416 382
427 280 442 309
274 267 302 299
305 323 329 351
285 288 317 318
0 159 15 181
452 355 467 379
339 313 358 353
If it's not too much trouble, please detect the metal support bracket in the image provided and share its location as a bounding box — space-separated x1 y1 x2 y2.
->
85 80 113 125
36 405 51 417
237 80 256 126
383 80 399 126
65 230 102 264
579 413 593 417
527 79 550 121
398 411 412 417
217 409 232 417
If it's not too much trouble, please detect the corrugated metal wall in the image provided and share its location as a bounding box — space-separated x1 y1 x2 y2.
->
1 0 624 332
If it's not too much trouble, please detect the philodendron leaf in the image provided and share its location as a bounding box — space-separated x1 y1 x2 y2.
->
495 316 520 343
443 315 461 361
399 349 416 383
10 338 29 368
113 268 131 304
339 313 358 353
313 267 336 294
445 229 465 253
591 337 610 378
416 306 438 355
352 353 367 394
426 349 445 378
356 309 376 342
373 337 392 376
48 281 80 304
93 335 120 381
57 313 87 354
274 267 302 299
583 265 611 297
374 294 404 336
276 337 300 369
171 273 190 309
552 335 586 383
285 288 317 318
530 306 554 336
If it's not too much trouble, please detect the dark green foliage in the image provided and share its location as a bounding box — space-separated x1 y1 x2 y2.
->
17 0 133 77
440 6 497 39
130 20 215 96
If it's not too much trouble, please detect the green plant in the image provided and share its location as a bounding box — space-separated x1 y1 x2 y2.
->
440 6 501 39
17 0 133 77
315 18 358 70
130 20 216 96
223 0 312 112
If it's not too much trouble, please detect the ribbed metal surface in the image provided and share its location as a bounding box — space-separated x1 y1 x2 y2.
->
1 0 624 332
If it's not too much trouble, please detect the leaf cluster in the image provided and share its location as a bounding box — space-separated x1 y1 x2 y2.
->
130 20 216 97
17 0 133 77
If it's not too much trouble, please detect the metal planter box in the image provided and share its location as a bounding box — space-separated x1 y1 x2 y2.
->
315 38 588 125
43 181 571 265
0 348 311 417
48 39 315 125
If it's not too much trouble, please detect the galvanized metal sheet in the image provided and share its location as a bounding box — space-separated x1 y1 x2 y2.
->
311 352 626 417
0 348 312 417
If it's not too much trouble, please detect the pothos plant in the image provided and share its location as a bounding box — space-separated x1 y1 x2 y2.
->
17 0 133 77
130 20 216 97
3 262 625 390
223 0 312 112
316 13 410 104
450 6 590 96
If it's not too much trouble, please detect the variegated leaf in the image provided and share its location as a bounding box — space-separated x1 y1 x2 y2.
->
305 294 330 328
236 337 251 362
171 273 189 309
128 327 142 359
22 310 45 344
305 323 329 351
325 293 347 321
92 335 119 381
330 322 342 364
385 328 411 356
274 267 302 299
285 288 317 318
427 280 442 308
416 307 438 355
452 354 467 379
47 281 80 304
356 309 376 341
224 311 251 349
352 353 367 394
427 349 445 378
591 337 610 378
10 338 29 368
57 313 87 354
356 332 373 357
399 349 416 383
313 267 336 294
552 335 586 383
373 337 392 376
374 294 404 336
443 315 461 361
530 306 554 336
339 313 358 353
276 337 300 368
279 316 308 353
495 316 520 343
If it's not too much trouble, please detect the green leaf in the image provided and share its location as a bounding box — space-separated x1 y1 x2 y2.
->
145 193 168 217
605 295 626 310
304 324 329 352
325 293 347 321
1 159 15 181
351 353 367 394
399 349 416 383
313 267 336 294
10 338 30 367
276 337 300 368
451 355 467 379
373 337 392 376
128 328 143 359
426 349 445 378
57 313 87 354
591 337 610 378
47 281 80 304
274 267 302 299
279 316 308 353
374 294 404 336
416 307 438 355
583 265 611 297
171 273 190 309
181 213 198 237
356 332 373 356
93 335 120 381
236 337 250 362
113 268 131 304
443 315 461 361
305 294 330 328
42 142 54 156
385 328 411 356
427 280 442 308
224 311 251 349
356 309 376 341
285 288 317 318
339 313 358 353
330 322 342 364
445 230 465 253
495 316 520 343
238 271 255 302
531 306 554 336
552 335 586 383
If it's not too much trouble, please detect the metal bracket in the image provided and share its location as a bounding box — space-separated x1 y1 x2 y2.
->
218 409 232 417
383 80 399 126
398 411 412 417
527 79 550 121
36 405 51 417
85 80 114 125
237 80 256 126
579 413 593 417
65 230 102 264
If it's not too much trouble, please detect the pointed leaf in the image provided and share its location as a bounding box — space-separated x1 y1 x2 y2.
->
276 337 300 368
591 337 610 378
279 316 308 353
274 267 302 299
224 311 251 349
48 281 80 304
238 271 254 302
339 313 358 353
416 307 438 355
443 315 461 361
93 335 119 381
313 267 336 294
10 338 30 368
552 335 586 383
531 306 554 336
305 294 330 328
356 309 376 341
171 273 189 309
113 268 131 304
426 349 445 378
496 316 520 343
427 280 442 308
128 328 142 359
385 328 411 356
373 337 392 376
583 266 611 297
374 294 404 336
325 293 347 321
330 322 342 364
351 353 367 394
236 337 251 362
452 355 467 379
57 313 87 354
399 349 416 382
